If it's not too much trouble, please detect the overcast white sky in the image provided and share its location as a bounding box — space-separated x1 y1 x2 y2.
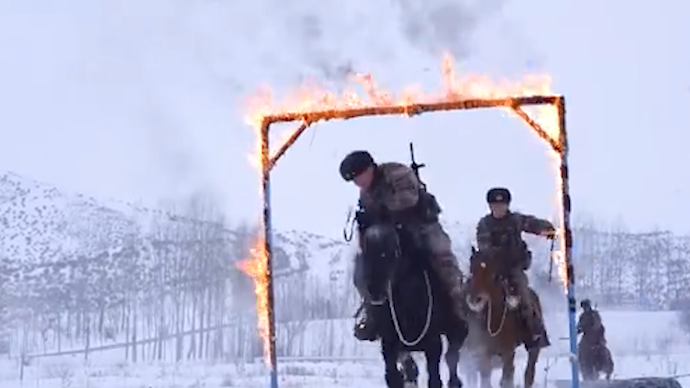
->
0 0 687 237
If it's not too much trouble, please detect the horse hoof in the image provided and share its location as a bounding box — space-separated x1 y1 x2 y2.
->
448 379 463 388
403 382 418 388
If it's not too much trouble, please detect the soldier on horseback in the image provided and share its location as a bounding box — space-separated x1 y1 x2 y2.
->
339 150 466 341
577 299 613 380
577 299 606 346
475 187 555 347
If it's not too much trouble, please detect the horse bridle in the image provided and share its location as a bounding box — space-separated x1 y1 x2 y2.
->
469 262 512 337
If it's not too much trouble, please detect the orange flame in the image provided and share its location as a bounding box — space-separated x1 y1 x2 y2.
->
240 53 570 366
236 238 271 366
554 160 570 291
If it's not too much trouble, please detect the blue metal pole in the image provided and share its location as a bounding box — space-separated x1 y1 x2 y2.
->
260 121 279 388
557 97 579 388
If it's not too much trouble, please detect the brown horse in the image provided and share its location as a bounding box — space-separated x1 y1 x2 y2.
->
577 338 614 380
465 247 544 388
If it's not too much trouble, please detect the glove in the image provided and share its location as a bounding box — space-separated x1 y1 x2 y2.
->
541 228 557 239
355 210 375 230
355 206 390 230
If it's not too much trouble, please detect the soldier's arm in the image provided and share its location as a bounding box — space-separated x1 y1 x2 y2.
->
475 216 493 251
384 163 420 211
514 212 556 236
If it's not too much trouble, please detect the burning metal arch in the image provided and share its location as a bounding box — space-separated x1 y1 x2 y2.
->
253 95 579 388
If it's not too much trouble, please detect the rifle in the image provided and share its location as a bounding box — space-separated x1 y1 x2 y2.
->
409 142 426 189
409 142 442 217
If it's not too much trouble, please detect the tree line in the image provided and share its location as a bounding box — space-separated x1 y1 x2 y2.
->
1 197 689 361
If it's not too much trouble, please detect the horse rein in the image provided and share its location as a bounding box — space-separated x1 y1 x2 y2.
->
352 219 433 346
485 285 509 337
388 270 434 346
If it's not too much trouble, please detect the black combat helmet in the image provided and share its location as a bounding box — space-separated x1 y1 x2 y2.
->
580 299 591 309
339 150 375 181
486 187 511 204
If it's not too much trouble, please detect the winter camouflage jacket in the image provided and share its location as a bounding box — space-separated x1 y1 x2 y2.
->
577 309 606 344
359 162 420 215
475 211 554 269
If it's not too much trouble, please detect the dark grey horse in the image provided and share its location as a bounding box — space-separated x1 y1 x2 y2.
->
360 223 469 388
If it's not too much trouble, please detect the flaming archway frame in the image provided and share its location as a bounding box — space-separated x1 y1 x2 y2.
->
256 95 579 388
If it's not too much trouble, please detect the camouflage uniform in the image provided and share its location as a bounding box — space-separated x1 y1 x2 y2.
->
577 300 606 347
475 203 554 345
351 162 465 340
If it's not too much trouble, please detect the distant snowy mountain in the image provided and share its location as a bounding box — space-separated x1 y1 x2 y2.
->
0 170 349 270
0 172 141 265
0 170 354 318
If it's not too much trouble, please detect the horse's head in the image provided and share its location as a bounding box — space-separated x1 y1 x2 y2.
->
465 246 504 312
360 223 407 303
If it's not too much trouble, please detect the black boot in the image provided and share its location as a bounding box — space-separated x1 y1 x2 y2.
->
354 307 378 341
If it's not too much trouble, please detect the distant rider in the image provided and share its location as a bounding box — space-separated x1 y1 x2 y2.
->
577 299 607 347
339 150 466 341
475 187 555 347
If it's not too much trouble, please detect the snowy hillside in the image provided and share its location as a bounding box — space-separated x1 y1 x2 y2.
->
0 170 352 339
0 172 140 265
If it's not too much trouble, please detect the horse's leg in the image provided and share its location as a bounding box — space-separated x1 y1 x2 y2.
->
581 362 594 382
604 361 613 381
471 370 480 388
424 337 443 388
383 341 404 388
577 346 592 381
459 352 477 388
524 347 540 388
445 340 462 388
465 366 478 388
499 350 515 388
478 354 493 388
400 353 419 386
603 348 614 380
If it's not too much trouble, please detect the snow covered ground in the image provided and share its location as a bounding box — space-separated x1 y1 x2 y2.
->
1 353 688 388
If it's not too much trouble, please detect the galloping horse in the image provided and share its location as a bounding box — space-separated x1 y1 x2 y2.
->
577 330 613 380
465 247 544 388
360 222 469 388
578 340 614 381
576 303 613 381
